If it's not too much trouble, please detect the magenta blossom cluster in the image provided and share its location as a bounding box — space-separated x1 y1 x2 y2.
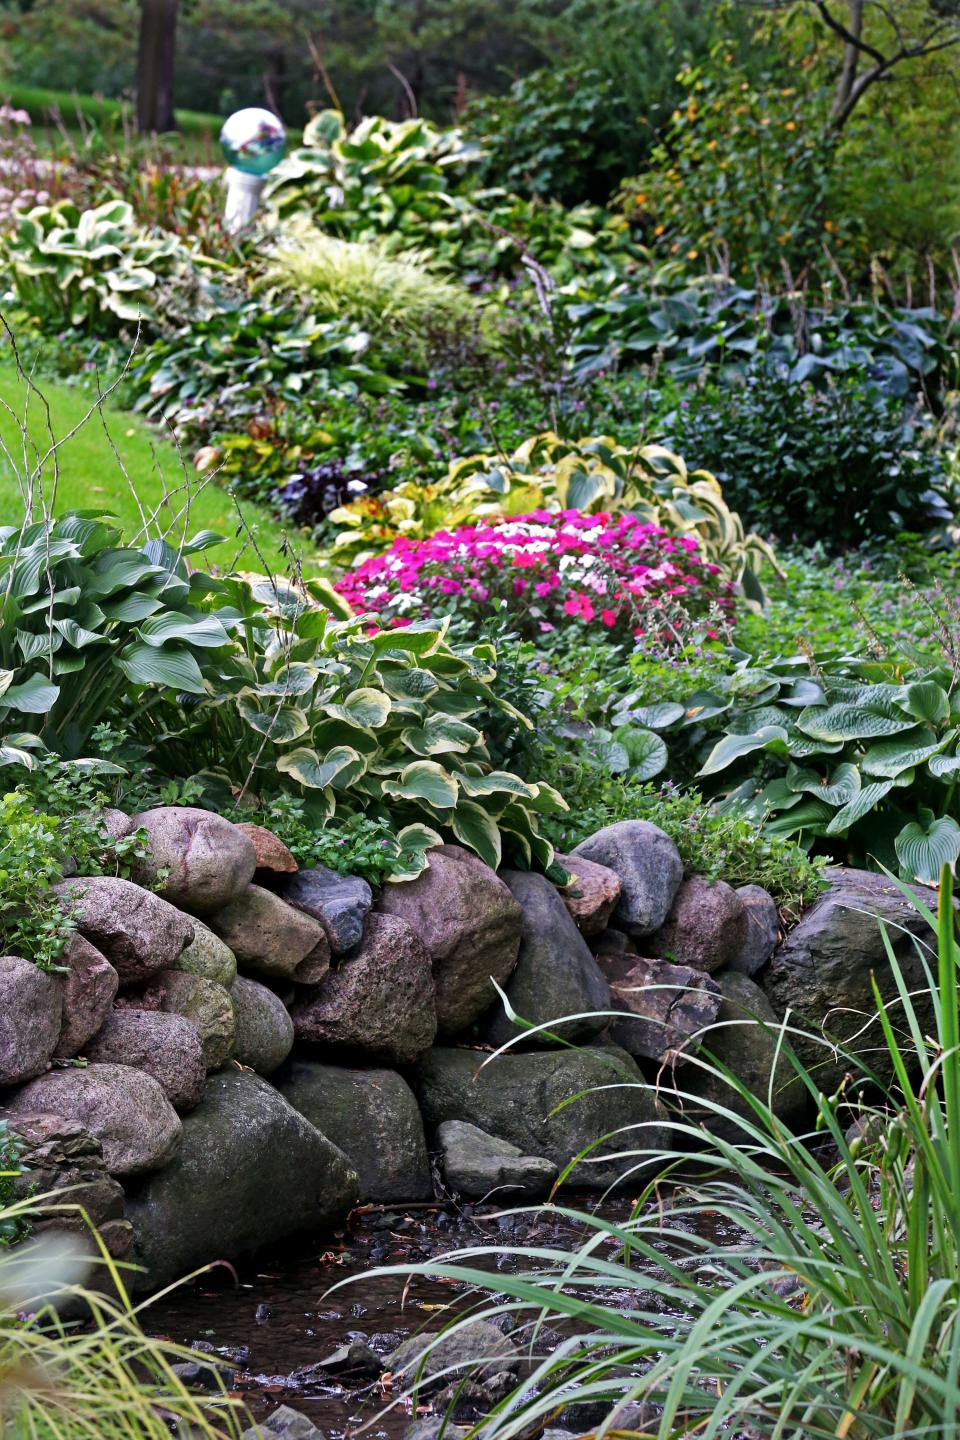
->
335 510 735 647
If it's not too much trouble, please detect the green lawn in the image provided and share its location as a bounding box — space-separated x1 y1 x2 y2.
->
0 363 311 575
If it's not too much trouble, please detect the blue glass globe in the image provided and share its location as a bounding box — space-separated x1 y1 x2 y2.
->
219 107 286 177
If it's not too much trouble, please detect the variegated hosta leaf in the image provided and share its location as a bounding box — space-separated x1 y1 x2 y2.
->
381 759 459 809
236 693 309 743
401 715 482 756
323 686 392 729
450 800 502 871
277 744 366 790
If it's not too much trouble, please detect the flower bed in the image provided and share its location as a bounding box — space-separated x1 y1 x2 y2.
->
335 510 735 648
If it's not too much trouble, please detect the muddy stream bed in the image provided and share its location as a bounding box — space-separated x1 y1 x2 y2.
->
146 1196 733 1436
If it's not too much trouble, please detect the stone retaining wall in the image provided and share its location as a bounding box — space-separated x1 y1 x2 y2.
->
0 806 933 1290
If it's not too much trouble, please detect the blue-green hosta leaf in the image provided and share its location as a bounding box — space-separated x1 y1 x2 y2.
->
786 761 862 807
723 706 792 736
236 694 309 743
181 530 226 554
861 729 944 778
894 680 950 726
615 726 668 781
17 585 82 614
0 671 60 714
401 715 482 757
277 744 365 790
98 590 162 623
681 690 730 725
324 687 392 729
115 642 206 694
621 702 685 729
381 760 459 809
825 781 896 835
763 797 834 839
787 733 845 759
138 612 230 648
895 814 960 884
930 750 960 778
54 618 105 649
52 654 86 674
698 725 789 778
17 630 60 662
88 551 161 596
450 800 502 870
781 678 826 708
458 771 539 801
796 703 917 742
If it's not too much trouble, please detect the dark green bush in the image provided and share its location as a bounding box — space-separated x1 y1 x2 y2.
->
662 370 949 548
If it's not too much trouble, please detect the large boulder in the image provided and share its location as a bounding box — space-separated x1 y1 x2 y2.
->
601 954 722 1065
241 1408 324 1440
234 822 297 875
148 971 235 1071
209 885 330 984
437 1120 556 1200
84 1009 206 1112
172 919 237 988
571 822 682 938
129 806 256 915
231 976 294 1076
0 956 62 1086
388 1322 519 1388
677 972 789 1142
5 1064 181 1176
275 1059 432 1202
481 872 610 1047
377 846 523 1035
648 876 748 974
124 1070 359 1290
762 867 936 1103
416 1044 667 1190
5 1111 131 1262
280 866 373 954
727 885 780 977
556 853 621 936
52 877 194 984
53 935 118 1059
289 914 436 1066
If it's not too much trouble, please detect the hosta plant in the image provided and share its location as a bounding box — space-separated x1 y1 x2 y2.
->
0 199 185 330
330 433 779 602
144 576 567 874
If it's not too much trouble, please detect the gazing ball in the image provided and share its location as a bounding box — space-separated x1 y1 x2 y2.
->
219 107 286 177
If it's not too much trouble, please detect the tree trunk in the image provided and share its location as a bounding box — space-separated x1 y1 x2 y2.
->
136 0 179 134
830 0 866 123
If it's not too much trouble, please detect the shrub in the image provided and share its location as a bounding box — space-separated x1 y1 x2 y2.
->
334 510 735 650
663 368 950 547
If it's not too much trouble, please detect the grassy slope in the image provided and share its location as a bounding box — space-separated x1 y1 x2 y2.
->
0 363 309 575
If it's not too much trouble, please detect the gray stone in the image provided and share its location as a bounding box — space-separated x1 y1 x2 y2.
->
52 877 194 984
172 920 237 988
84 1009 206 1111
677 972 790 1141
377 846 522 1035
555 853 621 936
601 954 722 1064
289 914 436 1066
124 1070 359 1290
648 876 748 974
231 976 294 1076
242 1406 325 1440
437 1120 556 1199
482 872 610 1047
53 934 118 1059
129 806 257 915
762 868 937 1106
280 866 373 954
389 1321 519 1388
0 956 62 1086
728 885 780 976
209 885 330 984
150 971 235 1071
275 1059 432 1202
416 1044 667 1190
5 1063 181 1176
571 821 682 938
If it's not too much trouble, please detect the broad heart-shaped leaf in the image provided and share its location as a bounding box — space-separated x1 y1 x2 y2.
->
379 665 439 701
450 799 502 870
0 671 60 714
138 611 230 648
895 814 960 884
236 693 309 743
99 590 164 623
725 705 792 736
114 642 206 695
615 726 668 781
763 797 835 839
401 715 482 757
180 529 226 555
597 739 630 774
277 744 365 790
258 663 319 698
861 729 945 779
621 702 685 730
787 733 845 759
369 618 449 657
381 760 459 810
698 726 789 778
930 747 960 777
825 780 896 835
895 679 950 726
786 761 861 808
458 771 539 801
795 703 917 742
396 822 444 856
324 687 392 729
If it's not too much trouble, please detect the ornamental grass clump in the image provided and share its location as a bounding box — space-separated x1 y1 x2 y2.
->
362 867 960 1438
334 510 734 651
